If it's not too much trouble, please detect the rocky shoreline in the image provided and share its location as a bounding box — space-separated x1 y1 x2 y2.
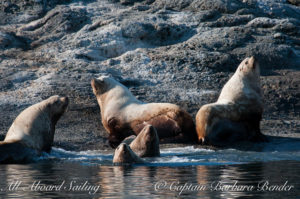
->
0 0 299 151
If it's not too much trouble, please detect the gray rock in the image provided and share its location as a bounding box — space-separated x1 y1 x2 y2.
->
0 0 72 25
0 0 299 150
17 5 89 47
0 31 27 49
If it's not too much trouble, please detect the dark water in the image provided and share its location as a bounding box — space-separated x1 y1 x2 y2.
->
0 136 299 198
0 161 299 199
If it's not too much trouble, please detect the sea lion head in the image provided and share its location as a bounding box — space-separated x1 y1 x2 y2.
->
113 143 140 164
46 95 69 124
238 56 260 80
131 124 160 157
91 75 115 96
139 124 159 144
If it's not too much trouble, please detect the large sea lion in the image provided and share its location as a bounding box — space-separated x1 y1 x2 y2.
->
124 124 160 157
113 143 145 164
0 95 68 163
91 76 197 148
196 56 267 146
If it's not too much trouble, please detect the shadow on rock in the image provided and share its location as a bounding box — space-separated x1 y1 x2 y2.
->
121 21 196 46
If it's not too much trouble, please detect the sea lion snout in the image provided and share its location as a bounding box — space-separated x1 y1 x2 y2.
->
140 124 157 141
91 78 97 87
148 125 155 132
248 56 256 68
119 143 128 152
144 124 154 133
147 125 156 140
61 96 69 107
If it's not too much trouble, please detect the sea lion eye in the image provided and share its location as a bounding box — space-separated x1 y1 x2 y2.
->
245 61 248 65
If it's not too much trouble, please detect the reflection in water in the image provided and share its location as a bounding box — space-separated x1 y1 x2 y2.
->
1 161 296 198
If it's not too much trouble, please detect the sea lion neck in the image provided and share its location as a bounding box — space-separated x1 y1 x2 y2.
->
97 84 141 114
51 113 63 125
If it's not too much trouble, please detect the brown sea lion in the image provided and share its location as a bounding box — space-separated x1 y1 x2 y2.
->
196 56 267 146
91 76 197 148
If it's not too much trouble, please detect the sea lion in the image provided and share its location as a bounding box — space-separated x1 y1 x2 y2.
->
0 95 68 163
113 143 145 164
196 56 267 146
91 76 197 148
125 124 160 157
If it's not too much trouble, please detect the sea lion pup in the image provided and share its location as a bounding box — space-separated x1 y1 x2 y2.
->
126 124 160 157
113 143 145 165
196 56 267 146
0 95 68 163
91 76 197 148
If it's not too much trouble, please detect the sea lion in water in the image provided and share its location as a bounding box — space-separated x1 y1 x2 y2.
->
0 95 68 163
113 143 145 164
124 124 160 157
91 76 197 148
196 56 267 146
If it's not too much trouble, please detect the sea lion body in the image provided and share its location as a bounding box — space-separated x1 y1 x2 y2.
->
196 56 266 146
91 76 197 148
